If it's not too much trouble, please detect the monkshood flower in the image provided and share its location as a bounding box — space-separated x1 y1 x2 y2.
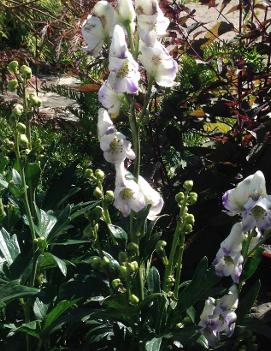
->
199 285 238 347
81 1 116 56
98 109 135 164
135 0 170 44
109 25 140 94
98 80 124 118
114 163 164 219
116 0 136 31
222 171 271 232
222 171 266 216
213 223 244 283
139 40 178 87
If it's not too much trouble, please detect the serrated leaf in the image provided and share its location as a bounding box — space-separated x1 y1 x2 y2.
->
0 227 20 265
145 337 162 351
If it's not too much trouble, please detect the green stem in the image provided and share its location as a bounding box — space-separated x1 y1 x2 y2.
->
173 230 185 299
139 263 145 301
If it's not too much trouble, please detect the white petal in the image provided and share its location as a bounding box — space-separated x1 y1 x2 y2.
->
117 0 136 24
93 1 116 36
97 108 114 139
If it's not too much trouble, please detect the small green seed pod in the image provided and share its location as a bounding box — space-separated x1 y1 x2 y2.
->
7 60 19 73
175 192 185 203
95 169 105 182
93 186 103 199
20 65 32 79
129 294 139 305
104 190 114 204
183 180 193 191
188 192 198 205
111 278 122 289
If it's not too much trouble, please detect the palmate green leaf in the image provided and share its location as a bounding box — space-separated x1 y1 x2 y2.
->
237 279 261 322
42 300 76 335
35 209 57 239
0 227 20 265
0 279 39 304
145 337 163 351
38 252 67 276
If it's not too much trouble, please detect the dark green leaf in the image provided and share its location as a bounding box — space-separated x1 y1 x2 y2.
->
34 298 48 320
0 227 20 265
0 174 8 191
25 163 41 192
145 337 162 351
108 224 128 242
38 253 67 276
237 279 261 322
0 279 39 303
242 247 263 281
147 267 161 294
52 239 90 246
35 209 57 239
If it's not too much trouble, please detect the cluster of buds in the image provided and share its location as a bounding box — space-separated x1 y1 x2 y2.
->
213 170 270 283
199 285 239 347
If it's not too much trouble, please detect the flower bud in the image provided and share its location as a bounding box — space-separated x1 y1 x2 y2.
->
34 236 47 250
119 265 128 280
20 65 32 79
7 79 18 92
166 275 175 287
185 213 195 225
89 256 102 269
28 94 41 108
93 186 103 199
85 168 94 179
93 205 104 220
12 104 23 117
183 180 193 191
155 240 167 252
104 190 114 204
19 134 29 148
118 251 128 263
112 278 122 289
17 122 26 133
127 261 138 273
175 192 185 203
129 294 139 305
95 169 105 181
184 223 193 233
8 60 19 73
188 192 198 205
127 242 139 256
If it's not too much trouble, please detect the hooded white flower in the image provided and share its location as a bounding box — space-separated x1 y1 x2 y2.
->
109 25 140 94
100 131 136 165
213 223 244 283
138 176 164 220
81 1 116 56
139 40 178 87
199 286 239 347
116 0 136 30
97 108 115 140
98 80 124 118
222 171 267 215
135 0 170 44
114 164 164 220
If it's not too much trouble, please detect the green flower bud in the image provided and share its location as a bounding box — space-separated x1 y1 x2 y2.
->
129 294 139 305
20 65 32 79
127 261 139 273
19 134 29 148
17 122 26 133
12 103 24 117
95 169 105 181
188 192 198 205
184 224 193 233
104 190 114 204
112 278 122 289
85 168 94 179
127 242 139 256
119 265 128 280
183 180 193 191
93 186 103 199
167 275 175 287
118 251 128 263
185 213 195 225
89 256 102 269
93 205 104 220
7 60 19 73
175 192 185 203
7 79 18 92
34 236 47 250
28 94 41 108
155 240 167 252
